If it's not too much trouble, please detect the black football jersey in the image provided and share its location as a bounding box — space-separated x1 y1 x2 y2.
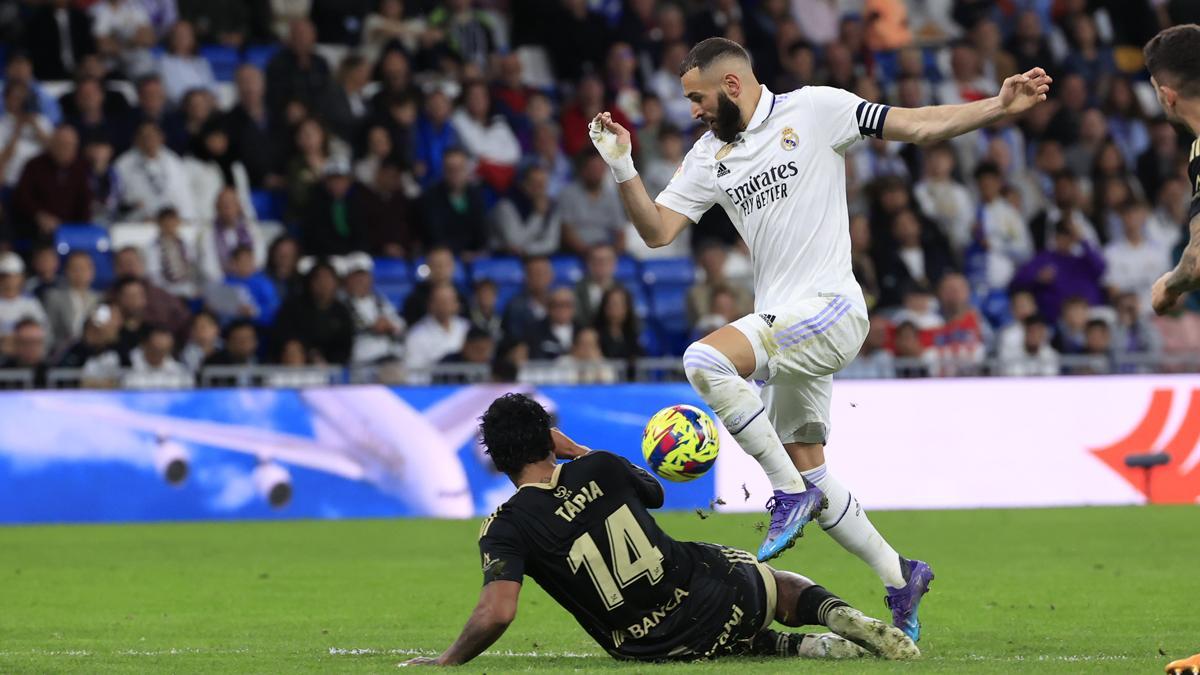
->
478 452 758 658
1189 138 1200 223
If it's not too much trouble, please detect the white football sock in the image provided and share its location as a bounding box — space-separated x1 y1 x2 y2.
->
801 464 905 588
683 343 806 493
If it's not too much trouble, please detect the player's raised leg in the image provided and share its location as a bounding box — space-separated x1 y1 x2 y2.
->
682 324 826 562
787 439 934 641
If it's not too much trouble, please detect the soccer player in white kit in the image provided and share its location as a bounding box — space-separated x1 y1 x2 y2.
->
589 37 1051 642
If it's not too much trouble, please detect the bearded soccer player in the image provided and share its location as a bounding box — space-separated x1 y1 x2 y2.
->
401 394 918 667
1146 25 1200 315
588 37 1051 640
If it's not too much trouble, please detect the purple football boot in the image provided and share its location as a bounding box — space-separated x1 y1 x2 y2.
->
884 557 934 642
756 488 827 562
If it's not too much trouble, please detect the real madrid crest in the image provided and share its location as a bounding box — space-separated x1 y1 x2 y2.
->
780 127 799 151
715 143 735 160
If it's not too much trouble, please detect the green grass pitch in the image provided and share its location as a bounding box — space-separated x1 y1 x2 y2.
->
1 506 1198 673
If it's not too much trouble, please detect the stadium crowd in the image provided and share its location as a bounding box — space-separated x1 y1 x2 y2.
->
0 0 1199 388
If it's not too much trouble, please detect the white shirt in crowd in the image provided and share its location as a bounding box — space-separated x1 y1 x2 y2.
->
450 110 521 168
1104 238 1172 303
657 84 888 314
183 158 257 223
0 113 52 186
979 196 1033 290
0 295 49 337
914 178 975 251
404 315 469 370
158 54 216 105
114 146 197 220
999 342 1060 377
348 292 406 364
123 347 193 389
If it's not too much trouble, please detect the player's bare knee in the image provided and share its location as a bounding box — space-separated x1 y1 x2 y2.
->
771 569 815 627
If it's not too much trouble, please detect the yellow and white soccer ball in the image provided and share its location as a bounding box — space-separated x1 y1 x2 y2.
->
641 404 720 482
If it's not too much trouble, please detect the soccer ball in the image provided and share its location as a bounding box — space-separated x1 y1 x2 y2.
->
641 404 720 482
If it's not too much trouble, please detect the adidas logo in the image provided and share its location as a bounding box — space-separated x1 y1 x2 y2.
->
716 162 731 177
759 313 776 327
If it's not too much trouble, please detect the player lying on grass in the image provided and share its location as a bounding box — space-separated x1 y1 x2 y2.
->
401 394 918 666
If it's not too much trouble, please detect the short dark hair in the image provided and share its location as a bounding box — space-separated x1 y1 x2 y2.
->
678 37 751 77
974 160 1002 181
1144 24 1200 98
1085 318 1110 333
224 318 257 340
479 393 554 476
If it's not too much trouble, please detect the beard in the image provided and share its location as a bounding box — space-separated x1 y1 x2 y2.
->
710 91 743 143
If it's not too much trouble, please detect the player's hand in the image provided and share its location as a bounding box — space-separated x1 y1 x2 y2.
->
998 67 1052 116
550 427 590 459
399 656 441 666
588 112 636 182
1151 273 1181 316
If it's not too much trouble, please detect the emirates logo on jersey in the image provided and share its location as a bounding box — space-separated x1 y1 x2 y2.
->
723 161 799 217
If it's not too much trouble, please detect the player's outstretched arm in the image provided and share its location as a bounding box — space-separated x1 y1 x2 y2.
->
401 580 521 667
589 113 691 248
1152 212 1200 314
882 68 1052 145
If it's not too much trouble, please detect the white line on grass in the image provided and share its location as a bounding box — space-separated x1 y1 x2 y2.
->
329 647 599 658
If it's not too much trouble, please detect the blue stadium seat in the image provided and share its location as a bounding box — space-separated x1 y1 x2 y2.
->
200 45 241 82
873 50 899 84
640 258 695 286
56 224 113 288
550 255 584 285
372 257 411 284
628 284 651 319
412 255 468 286
243 44 280 72
650 285 690 333
639 321 665 357
470 257 524 285
494 283 522 313
614 255 639 283
250 190 284 222
375 280 413 308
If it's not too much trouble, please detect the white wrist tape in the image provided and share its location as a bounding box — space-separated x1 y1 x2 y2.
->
609 154 637 183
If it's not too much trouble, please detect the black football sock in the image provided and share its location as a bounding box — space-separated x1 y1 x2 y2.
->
794 585 849 626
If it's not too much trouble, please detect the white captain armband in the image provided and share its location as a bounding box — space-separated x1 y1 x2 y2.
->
856 101 890 139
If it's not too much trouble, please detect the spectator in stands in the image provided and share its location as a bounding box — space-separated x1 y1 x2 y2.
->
976 161 1033 293
1103 201 1171 307
452 80 521 193
2 54 62 126
370 48 418 114
891 321 933 378
272 261 354 364
892 284 944 332
110 276 152 357
362 159 416 258
111 246 192 339
179 0 256 48
691 284 741 340
528 122 572 199
934 273 991 374
114 121 196 221
1103 77 1149 169
1054 296 1094 356
266 19 332 127
405 281 470 371
501 255 554 344
301 157 369 256
1112 291 1162 361
561 75 636 159
0 83 53 188
1061 14 1114 95
362 1 426 59
198 187 264 284
913 144 974 252
0 253 49 350
1011 221 1106 323
1071 318 1115 375
593 286 641 361
401 246 463 325
426 0 505 69
999 315 1060 377
265 235 302 302
490 165 561 257
373 94 419 178
420 148 487 258
144 207 202 299
686 239 751 326
550 327 618 384
225 65 282 190
848 214 880 311
284 118 334 223
211 245 279 326
122 75 180 152
13 125 91 245
342 253 404 365
875 209 954 309
179 310 220 372
124 325 190 388
436 328 496 383
467 278 501 340
90 0 156 79
321 54 371 147
203 319 260 368
42 251 99 351
527 287 578 360
1137 118 1179 204
640 125 684 207
60 303 122 370
24 0 97 82
0 318 49 386
559 153 627 255
414 89 459 187
996 289 1038 357
844 315 895 378
354 124 393 187
1030 170 1099 251
542 0 611 82
186 123 256 224
573 244 624 326
63 79 122 153
24 246 59 302
173 88 220 156
158 21 216 106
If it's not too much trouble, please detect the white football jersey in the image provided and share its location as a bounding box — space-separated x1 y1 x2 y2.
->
656 85 889 314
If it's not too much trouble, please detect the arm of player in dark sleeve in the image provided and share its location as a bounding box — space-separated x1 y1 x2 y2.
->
612 453 665 509
415 580 521 666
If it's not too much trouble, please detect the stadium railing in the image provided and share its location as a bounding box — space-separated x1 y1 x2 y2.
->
6 353 1199 391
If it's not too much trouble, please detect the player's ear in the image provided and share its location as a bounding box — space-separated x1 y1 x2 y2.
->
721 71 741 98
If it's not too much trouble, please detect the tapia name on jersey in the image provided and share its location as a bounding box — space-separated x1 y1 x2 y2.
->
723 161 800 216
